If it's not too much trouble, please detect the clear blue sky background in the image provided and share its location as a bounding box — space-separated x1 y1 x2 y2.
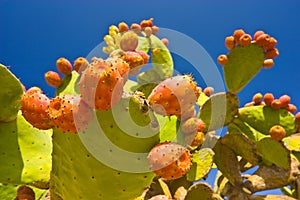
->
1 0 300 196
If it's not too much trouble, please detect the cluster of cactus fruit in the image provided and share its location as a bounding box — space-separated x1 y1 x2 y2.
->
1 18 300 200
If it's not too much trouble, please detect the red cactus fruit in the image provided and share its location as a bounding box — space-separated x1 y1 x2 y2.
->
118 22 129 32
120 31 139 51
238 34 252 47
148 142 192 180
111 57 130 79
252 93 263 105
279 94 291 107
265 48 279 59
15 185 35 200
203 86 214 97
79 59 124 111
21 87 53 130
135 50 150 65
269 125 286 141
148 195 170 200
254 30 265 41
74 57 89 74
295 112 300 123
56 57 73 75
47 94 93 133
217 54 228 65
161 38 169 46
151 25 159 35
263 93 274 106
286 103 297 114
255 34 271 48
233 29 245 43
225 36 235 50
263 59 275 69
130 23 142 35
44 71 62 88
140 18 153 28
271 99 282 110
148 75 201 117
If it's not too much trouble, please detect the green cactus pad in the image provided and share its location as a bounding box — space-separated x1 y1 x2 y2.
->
221 132 260 165
56 71 80 96
157 115 181 143
0 64 23 122
256 138 290 169
199 92 239 132
283 133 300 151
187 148 214 182
239 106 297 136
223 43 265 93
213 140 243 185
137 34 173 84
137 36 150 52
0 112 52 187
185 182 220 200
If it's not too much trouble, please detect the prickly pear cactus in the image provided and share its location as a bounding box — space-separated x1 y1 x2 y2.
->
1 19 300 200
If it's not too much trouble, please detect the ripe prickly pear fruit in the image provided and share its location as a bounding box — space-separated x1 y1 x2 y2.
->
263 59 275 69
148 195 170 200
233 29 245 43
203 86 214 97
122 51 145 74
254 30 265 41
79 58 124 110
56 57 73 75
21 87 53 130
269 125 286 141
263 93 274 106
271 99 282 110
279 94 291 107
130 23 142 35
225 36 235 50
47 94 93 133
118 21 129 32
148 75 200 118
74 57 89 74
295 112 300 123
44 70 62 87
15 185 35 200
120 31 139 51
255 34 271 48
265 48 279 59
252 92 263 105
140 18 154 28
238 34 252 47
148 142 192 180
286 103 297 113
217 54 228 65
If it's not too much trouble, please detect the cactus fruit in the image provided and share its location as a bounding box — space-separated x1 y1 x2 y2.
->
225 36 235 50
47 94 93 133
147 75 200 118
20 88 53 130
118 21 129 32
120 31 139 51
79 58 124 110
254 30 265 41
263 93 275 106
14 185 35 200
74 57 89 74
269 125 286 141
56 57 73 75
238 33 252 47
252 93 263 105
217 54 228 65
233 29 245 43
148 142 192 180
44 71 62 88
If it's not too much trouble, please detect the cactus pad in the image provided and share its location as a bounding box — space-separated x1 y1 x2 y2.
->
0 112 52 187
0 64 23 122
185 182 221 200
199 92 239 131
222 43 265 93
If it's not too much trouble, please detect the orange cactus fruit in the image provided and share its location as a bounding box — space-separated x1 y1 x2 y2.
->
244 102 255 107
255 34 271 48
286 103 297 114
252 93 263 104
263 59 275 69
233 29 245 43
118 22 129 32
56 57 73 75
238 34 252 47
254 30 265 41
225 36 236 50
120 31 139 51
271 99 282 110
279 94 291 107
140 18 154 28
144 27 152 37
151 25 159 35
203 86 214 97
265 48 279 59
269 125 286 141
217 54 228 65
161 38 169 46
264 37 278 51
74 57 89 74
295 112 300 123
263 93 274 106
45 71 62 88
130 23 142 35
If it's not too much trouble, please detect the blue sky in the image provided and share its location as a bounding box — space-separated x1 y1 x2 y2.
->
1 0 300 196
